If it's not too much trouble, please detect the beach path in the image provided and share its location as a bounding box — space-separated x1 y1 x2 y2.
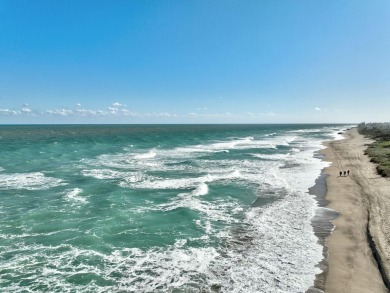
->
323 128 389 293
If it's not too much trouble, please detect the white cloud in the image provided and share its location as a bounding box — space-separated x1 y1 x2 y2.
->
185 112 241 119
315 107 321 111
46 109 74 116
107 107 118 114
1 102 282 122
158 112 174 118
144 112 177 118
75 109 99 116
266 112 277 116
21 107 32 113
0 109 20 115
112 102 126 107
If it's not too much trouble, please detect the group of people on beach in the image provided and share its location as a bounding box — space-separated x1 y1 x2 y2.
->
339 170 350 177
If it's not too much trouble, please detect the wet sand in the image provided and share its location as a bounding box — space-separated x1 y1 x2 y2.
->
322 128 389 292
307 172 338 293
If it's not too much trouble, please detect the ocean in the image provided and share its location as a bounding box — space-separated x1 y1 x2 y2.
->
0 124 346 292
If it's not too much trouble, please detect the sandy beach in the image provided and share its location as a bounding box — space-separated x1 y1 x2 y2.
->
322 128 390 292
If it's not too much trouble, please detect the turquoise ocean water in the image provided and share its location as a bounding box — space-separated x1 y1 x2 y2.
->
0 124 346 292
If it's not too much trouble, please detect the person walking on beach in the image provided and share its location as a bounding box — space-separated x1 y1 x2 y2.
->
344 171 346 176
347 170 350 176
339 171 342 177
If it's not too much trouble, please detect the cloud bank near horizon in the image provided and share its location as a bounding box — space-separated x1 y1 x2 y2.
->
0 102 285 123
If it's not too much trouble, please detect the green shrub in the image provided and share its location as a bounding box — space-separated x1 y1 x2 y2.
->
359 123 390 177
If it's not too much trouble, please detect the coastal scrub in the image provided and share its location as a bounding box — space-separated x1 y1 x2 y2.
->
358 123 390 177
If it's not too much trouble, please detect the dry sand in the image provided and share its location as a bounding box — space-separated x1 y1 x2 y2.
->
322 128 390 292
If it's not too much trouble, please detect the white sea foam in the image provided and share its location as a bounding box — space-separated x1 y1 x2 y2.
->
290 128 322 133
203 148 329 292
81 134 305 177
0 242 222 293
192 182 209 196
290 147 301 153
214 196 323 292
64 188 87 204
134 150 157 159
0 172 65 190
251 153 289 160
81 168 126 180
0 195 321 292
81 169 147 184
82 152 162 170
128 170 241 191
331 126 356 140
172 136 278 155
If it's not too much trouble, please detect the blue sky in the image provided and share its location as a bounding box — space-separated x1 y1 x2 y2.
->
0 0 389 123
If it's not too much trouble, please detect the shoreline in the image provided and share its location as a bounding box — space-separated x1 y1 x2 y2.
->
313 128 388 292
307 171 338 293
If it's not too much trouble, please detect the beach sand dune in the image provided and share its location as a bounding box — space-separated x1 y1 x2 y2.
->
323 128 390 292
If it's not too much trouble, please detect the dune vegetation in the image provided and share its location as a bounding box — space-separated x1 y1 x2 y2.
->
358 123 390 177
